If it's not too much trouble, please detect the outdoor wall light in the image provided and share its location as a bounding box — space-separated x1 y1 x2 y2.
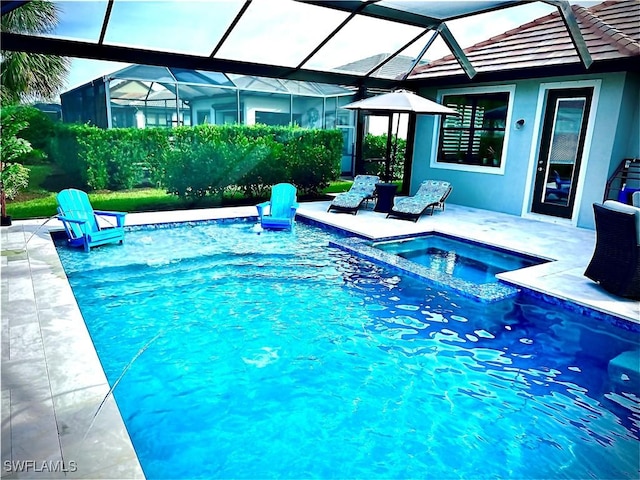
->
515 118 525 129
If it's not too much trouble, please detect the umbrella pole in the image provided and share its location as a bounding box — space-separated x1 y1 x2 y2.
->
392 113 401 181
386 115 393 182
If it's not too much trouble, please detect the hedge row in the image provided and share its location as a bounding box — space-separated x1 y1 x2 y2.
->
50 124 343 199
362 133 406 181
0 105 57 164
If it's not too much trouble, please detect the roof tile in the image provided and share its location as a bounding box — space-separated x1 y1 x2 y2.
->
409 0 640 79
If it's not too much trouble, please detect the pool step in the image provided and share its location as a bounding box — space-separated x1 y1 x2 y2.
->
608 350 640 385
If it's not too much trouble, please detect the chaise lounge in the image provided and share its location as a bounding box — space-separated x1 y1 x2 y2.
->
584 200 640 299
386 180 452 222
327 175 380 215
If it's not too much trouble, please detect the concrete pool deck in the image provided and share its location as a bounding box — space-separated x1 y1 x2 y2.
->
1 201 638 478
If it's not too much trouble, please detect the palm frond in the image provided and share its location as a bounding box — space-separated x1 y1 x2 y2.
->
0 1 69 105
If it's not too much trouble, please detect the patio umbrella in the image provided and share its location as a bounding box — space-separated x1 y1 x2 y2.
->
342 89 459 181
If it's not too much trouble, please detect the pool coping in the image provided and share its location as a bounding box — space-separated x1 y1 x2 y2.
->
2 201 639 479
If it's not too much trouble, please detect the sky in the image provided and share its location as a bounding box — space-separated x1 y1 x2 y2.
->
53 0 601 93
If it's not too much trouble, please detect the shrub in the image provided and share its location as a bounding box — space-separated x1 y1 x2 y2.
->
47 122 342 200
80 128 153 190
362 133 405 181
164 125 289 201
1 163 30 200
1 115 33 163
50 124 170 191
284 129 341 196
164 126 227 200
49 123 94 188
163 125 341 200
222 127 284 198
0 113 33 200
137 128 171 186
0 105 55 164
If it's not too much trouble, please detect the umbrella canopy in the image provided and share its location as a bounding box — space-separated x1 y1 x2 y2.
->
342 90 458 115
343 90 458 181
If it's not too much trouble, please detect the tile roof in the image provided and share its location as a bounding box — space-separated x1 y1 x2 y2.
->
335 54 428 79
409 0 640 80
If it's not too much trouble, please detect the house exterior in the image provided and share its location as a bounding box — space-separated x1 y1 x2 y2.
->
405 0 639 230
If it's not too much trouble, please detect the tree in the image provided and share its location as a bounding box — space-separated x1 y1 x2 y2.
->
1 1 70 105
0 115 32 224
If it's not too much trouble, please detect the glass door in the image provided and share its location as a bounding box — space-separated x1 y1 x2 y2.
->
531 88 593 218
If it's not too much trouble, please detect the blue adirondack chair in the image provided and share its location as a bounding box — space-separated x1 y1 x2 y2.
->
56 188 126 252
256 183 299 230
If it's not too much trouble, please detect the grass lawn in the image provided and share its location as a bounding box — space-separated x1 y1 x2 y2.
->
6 164 359 220
7 189 190 220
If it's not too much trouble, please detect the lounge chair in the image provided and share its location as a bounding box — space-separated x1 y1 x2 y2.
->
584 201 640 299
546 170 570 200
386 180 452 222
327 175 380 215
554 170 571 189
256 183 298 230
56 188 126 252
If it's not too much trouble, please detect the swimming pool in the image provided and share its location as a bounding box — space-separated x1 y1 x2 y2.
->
56 220 640 479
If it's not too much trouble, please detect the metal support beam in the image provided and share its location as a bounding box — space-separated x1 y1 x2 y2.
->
105 77 113 128
542 0 593 68
364 28 432 78
98 0 114 44
296 4 365 70
1 0 28 16
401 29 439 81
354 86 367 175
437 22 477 79
210 0 252 58
1 32 399 90
297 0 439 29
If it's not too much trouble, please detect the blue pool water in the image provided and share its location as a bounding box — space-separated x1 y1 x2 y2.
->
56 221 640 479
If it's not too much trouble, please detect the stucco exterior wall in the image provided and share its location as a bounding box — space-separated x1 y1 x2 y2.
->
413 71 639 230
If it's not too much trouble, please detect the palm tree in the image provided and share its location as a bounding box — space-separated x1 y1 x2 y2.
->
1 1 70 105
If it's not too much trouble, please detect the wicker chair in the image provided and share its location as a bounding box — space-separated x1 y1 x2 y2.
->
584 201 640 299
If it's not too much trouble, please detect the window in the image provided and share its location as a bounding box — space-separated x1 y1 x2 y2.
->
145 111 168 127
438 92 510 168
197 110 210 124
255 111 301 126
212 103 241 124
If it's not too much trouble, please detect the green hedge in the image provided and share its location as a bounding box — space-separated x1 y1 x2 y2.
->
49 123 342 199
362 133 406 181
0 105 56 164
50 124 166 190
